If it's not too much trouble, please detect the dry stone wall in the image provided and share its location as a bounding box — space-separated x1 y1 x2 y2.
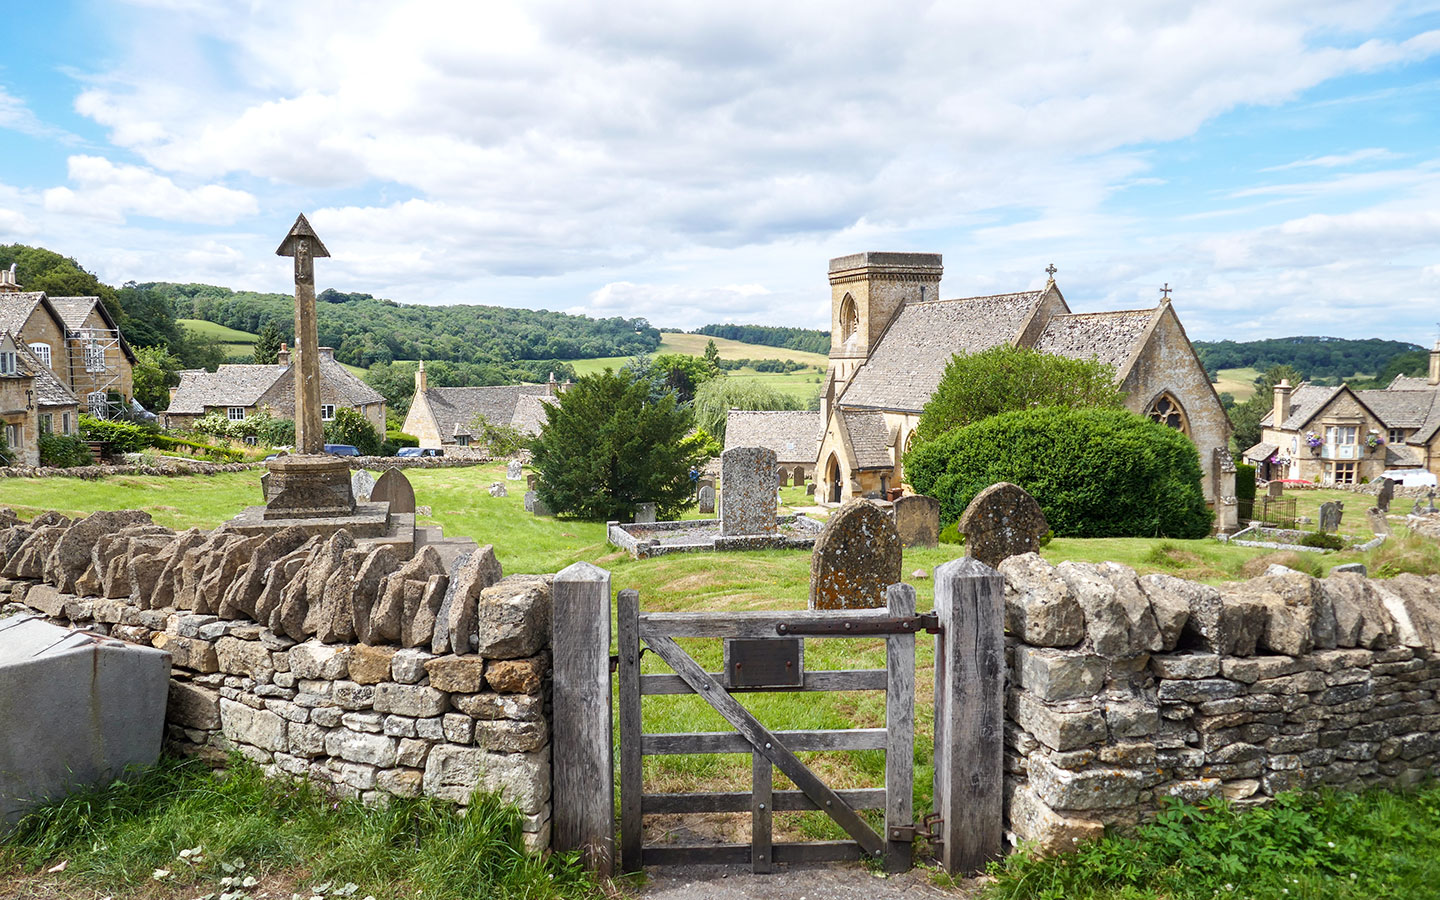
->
999 552 1440 853
0 507 552 850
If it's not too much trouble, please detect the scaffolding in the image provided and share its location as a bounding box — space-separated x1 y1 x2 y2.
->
67 326 124 419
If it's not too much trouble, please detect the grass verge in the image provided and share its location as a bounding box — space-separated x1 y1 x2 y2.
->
981 786 1440 900
1 755 603 900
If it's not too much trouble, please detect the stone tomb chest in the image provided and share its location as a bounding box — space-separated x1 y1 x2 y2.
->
0 615 170 826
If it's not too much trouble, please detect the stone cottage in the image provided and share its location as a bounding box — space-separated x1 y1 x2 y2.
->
814 253 1234 525
1247 343 1440 485
402 363 561 450
0 332 81 465
723 409 822 484
0 267 136 417
162 344 386 432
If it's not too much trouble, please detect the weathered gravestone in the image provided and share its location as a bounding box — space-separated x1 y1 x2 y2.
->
350 469 376 503
489 482 508 498
527 473 538 490
635 502 656 524
370 469 416 514
1318 500 1343 533
893 494 941 548
1367 506 1392 537
524 491 537 512
793 466 806 485
697 484 715 514
532 495 554 517
806 483 816 496
720 446 777 536
776 468 788 488
1414 497 1428 517
1267 481 1284 499
1376 478 1395 513
957 482 1048 569
507 460 523 480
809 499 903 610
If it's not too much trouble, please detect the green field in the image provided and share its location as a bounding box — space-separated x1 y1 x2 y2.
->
1214 366 1260 401
176 318 368 375
570 332 829 376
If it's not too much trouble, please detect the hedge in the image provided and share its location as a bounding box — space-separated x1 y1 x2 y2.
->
38 433 94 468
903 406 1213 539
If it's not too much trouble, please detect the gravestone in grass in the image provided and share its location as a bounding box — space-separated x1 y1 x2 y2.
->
351 469 376 503
698 484 715 514
1318 501 1343 533
894 494 940 548
957 481 1047 569
371 469 416 514
1377 478 1395 513
507 460 523 480
808 498 902 610
720 446 777 537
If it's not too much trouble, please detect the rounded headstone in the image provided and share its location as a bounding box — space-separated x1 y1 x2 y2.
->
893 494 940 548
957 482 1048 569
370 468 416 514
809 499 903 610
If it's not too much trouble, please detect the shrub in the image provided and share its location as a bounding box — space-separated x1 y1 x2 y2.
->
387 430 419 448
0 427 14 464
78 414 154 453
1299 531 1346 551
150 433 245 462
190 409 294 447
904 406 1213 538
323 408 383 456
38 432 93 467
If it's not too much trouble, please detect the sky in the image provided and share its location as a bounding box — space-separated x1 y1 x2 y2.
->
0 1 1438 343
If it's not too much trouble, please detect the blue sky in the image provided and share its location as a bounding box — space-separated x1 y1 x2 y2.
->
0 1 1438 343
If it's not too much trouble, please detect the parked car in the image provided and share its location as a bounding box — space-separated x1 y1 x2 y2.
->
1379 469 1439 488
324 444 360 456
396 447 443 457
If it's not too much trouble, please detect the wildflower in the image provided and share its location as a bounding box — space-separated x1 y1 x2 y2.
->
243 876 259 888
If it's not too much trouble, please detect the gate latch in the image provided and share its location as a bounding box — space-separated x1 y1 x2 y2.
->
888 813 944 845
776 612 940 637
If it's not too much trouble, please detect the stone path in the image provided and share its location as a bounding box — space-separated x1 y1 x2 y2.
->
636 863 980 899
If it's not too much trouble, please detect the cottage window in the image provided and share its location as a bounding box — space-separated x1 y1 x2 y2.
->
1147 393 1188 434
1325 426 1357 446
39 413 52 434
84 342 106 374
1388 428 1406 445
456 434 470 448
86 391 108 416
228 407 246 421
0 350 15 375
1329 461 1357 485
321 404 336 421
3 423 19 449
28 343 50 367
62 412 70 433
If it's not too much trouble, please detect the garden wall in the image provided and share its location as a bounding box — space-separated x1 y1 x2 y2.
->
0 507 552 851
999 552 1440 852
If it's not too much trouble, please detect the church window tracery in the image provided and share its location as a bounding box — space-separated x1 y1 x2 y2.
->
839 293 858 343
1147 392 1188 435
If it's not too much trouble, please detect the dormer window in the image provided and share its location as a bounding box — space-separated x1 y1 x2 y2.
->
0 349 15 376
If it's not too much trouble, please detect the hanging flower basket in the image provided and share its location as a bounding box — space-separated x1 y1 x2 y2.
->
1365 432 1385 452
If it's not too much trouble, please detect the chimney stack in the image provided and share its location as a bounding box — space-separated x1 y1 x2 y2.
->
1273 379 1293 426
277 343 290 367
318 347 334 361
547 371 557 396
1429 341 1439 386
0 263 20 292
416 359 428 393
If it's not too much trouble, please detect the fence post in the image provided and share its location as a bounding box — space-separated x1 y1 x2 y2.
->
933 556 1004 874
551 561 614 875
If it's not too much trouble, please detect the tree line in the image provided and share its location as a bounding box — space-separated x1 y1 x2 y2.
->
688 323 830 355
1194 337 1424 382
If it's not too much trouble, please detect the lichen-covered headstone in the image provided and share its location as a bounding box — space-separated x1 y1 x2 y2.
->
488 482 508 498
957 482 1048 569
808 499 903 610
698 484 715 514
1376 478 1395 513
635 502 656 524
1367 507 1391 537
524 491 537 512
371 469 416 514
806 482 816 496
777 468 790 487
507 460 523 480
1318 500 1343 533
893 494 940 548
351 469 376 502
720 446 777 536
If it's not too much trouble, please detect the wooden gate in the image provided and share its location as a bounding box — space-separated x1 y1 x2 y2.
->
616 584 920 874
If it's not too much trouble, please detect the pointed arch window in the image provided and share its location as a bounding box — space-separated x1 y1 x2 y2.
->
1148 392 1188 435
839 293 858 343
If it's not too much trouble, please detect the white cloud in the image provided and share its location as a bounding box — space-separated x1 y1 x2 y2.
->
1262 148 1397 171
42 155 258 225
0 86 76 142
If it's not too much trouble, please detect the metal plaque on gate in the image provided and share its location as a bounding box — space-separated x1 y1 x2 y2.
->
723 638 804 689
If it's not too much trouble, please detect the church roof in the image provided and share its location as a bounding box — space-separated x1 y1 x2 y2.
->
838 291 1045 411
422 384 552 440
840 408 894 469
1032 308 1158 371
1259 384 1340 430
724 410 822 464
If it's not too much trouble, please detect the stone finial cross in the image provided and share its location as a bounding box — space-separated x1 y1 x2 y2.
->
1160 283 1172 301
1044 263 1057 279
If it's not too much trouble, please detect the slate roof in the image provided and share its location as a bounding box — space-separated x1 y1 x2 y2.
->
1032 309 1158 371
1386 443 1425 467
17 343 77 408
724 410 823 464
422 385 552 439
1259 384 1340 429
840 408 894 469
1354 390 1438 430
1242 442 1277 463
839 292 1046 411
0 292 49 337
46 296 101 331
510 392 559 436
167 365 288 414
314 355 385 407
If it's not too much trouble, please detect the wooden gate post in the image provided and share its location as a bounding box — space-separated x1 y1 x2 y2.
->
932 556 1005 874
551 561 614 874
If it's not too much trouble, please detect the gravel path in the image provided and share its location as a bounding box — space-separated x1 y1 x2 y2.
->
635 862 982 899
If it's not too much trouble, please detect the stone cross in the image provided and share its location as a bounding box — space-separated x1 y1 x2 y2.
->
1160 283 1172 301
1044 263 1057 278
275 214 330 455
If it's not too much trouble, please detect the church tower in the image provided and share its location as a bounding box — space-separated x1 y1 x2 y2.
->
826 252 943 382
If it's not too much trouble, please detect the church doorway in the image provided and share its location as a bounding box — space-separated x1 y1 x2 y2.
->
825 453 842 504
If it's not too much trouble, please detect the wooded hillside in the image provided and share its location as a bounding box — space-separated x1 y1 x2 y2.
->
1194 336 1424 381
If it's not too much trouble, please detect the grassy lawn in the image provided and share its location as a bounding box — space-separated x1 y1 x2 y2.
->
1214 366 1260 401
177 319 259 344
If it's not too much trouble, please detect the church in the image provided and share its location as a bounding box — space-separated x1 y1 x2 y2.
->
809 252 1236 528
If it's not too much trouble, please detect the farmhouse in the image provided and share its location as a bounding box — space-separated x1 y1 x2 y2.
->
161 344 385 432
814 253 1235 524
0 267 136 417
402 363 562 450
1247 344 1440 485
0 332 81 466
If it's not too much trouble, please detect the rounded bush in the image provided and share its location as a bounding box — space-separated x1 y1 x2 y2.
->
904 406 1213 538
